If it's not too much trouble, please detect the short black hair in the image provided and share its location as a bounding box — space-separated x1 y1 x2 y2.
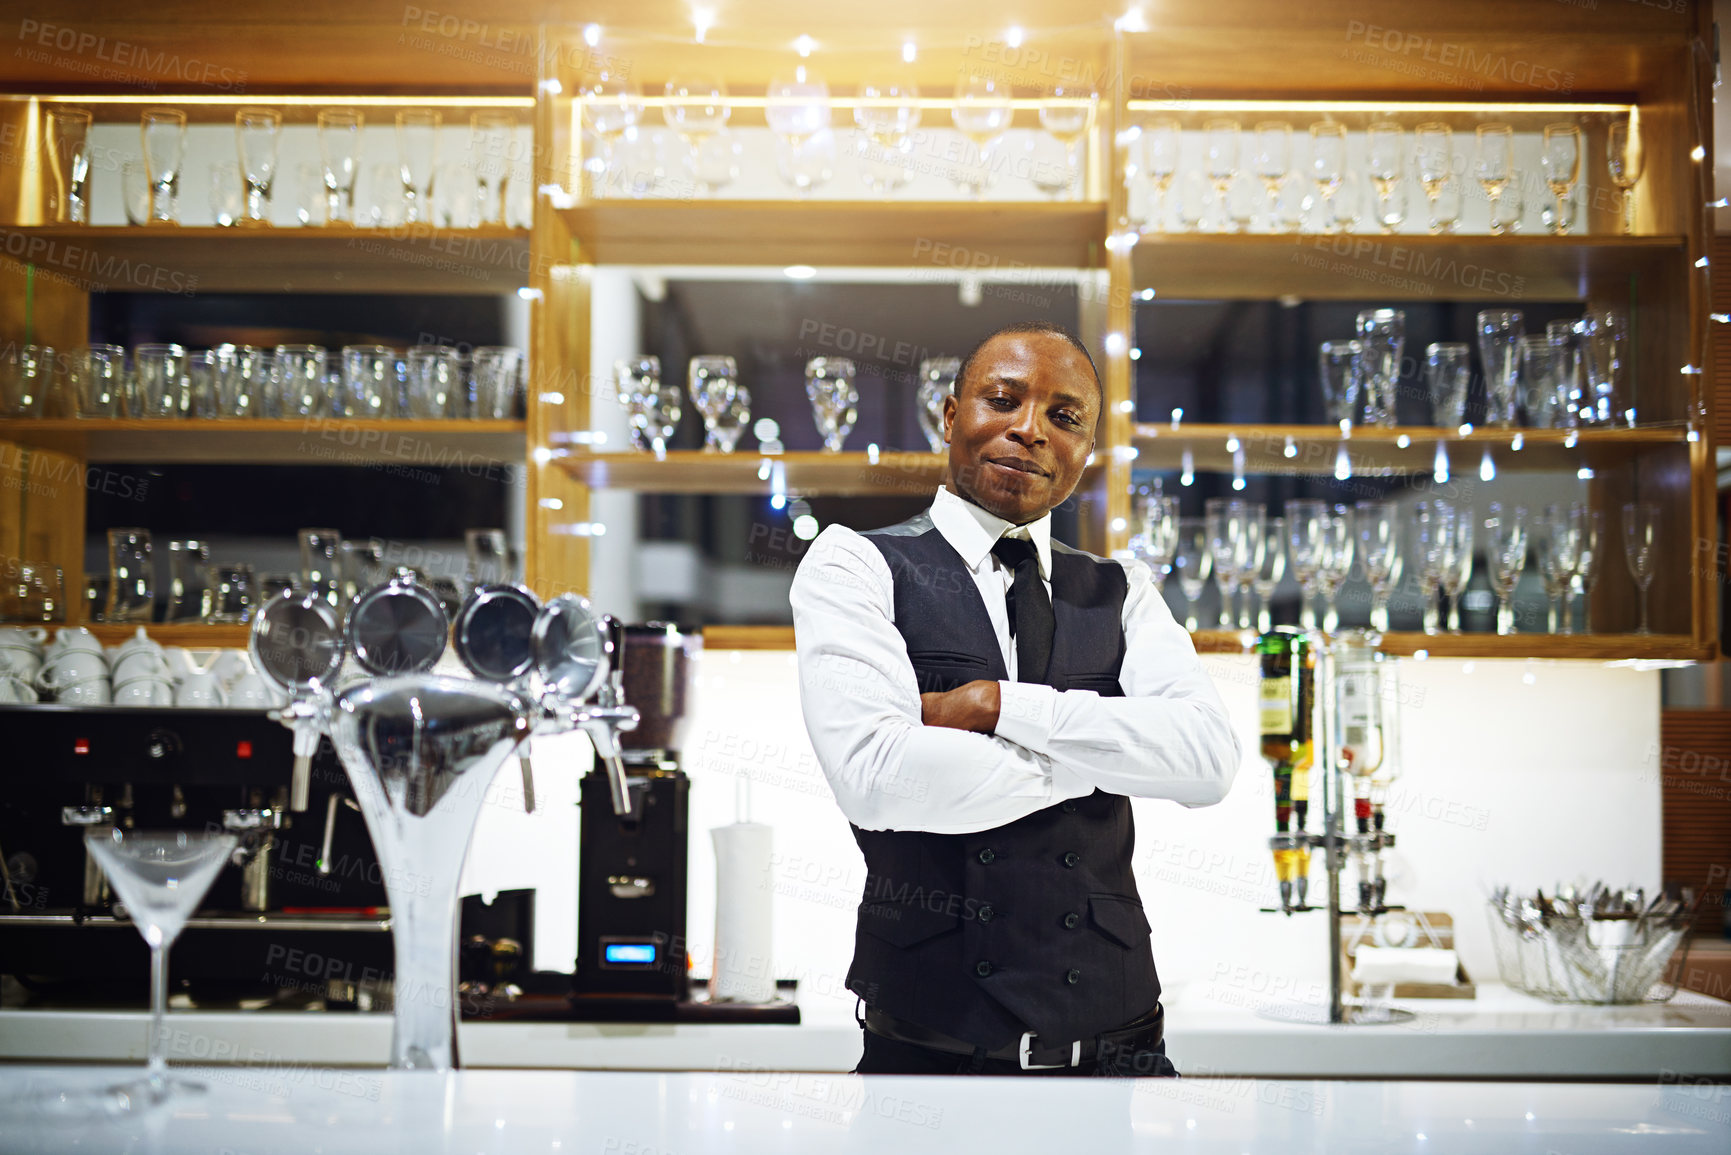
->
953 320 1103 405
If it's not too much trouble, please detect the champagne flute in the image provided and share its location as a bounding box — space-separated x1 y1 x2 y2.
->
1171 518 1213 632
1038 83 1092 199
141 108 186 225
1205 498 1245 628
1441 509 1475 633
952 71 1012 198
1308 122 1346 232
1356 501 1398 632
1414 121 1453 234
1141 118 1182 233
1475 122 1514 235
396 109 441 223
469 110 514 224
1621 502 1660 635
1572 507 1604 634
1476 309 1524 429
581 73 643 193
1251 121 1292 233
234 107 281 227
1235 503 1268 629
1367 121 1404 234
1204 119 1241 232
1317 505 1355 634
1135 492 1181 589
1413 500 1454 635
1285 499 1328 630
1539 503 1585 634
318 108 364 227
1607 119 1645 235
1485 502 1529 635
854 73 920 198
805 357 858 452
1252 515 1287 632
1541 122 1583 236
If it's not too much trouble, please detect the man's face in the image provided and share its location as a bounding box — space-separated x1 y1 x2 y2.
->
942 331 1099 525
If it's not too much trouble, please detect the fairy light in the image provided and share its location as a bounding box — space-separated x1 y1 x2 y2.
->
1563 430 1578 448
1224 435 1240 453
1006 26 1025 48
1105 332 1128 355
1180 448 1195 486
1338 418 1353 438
1433 443 1450 484
693 8 714 42
902 41 917 63
1283 436 1298 459
1396 434 1410 448
795 34 815 57
1510 433 1523 451
583 24 602 46
1233 446 1247 490
1334 445 1351 480
1479 447 1496 481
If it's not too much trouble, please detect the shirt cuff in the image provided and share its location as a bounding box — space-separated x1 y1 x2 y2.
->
995 680 1056 753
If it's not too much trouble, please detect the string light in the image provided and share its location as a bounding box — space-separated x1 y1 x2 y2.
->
902 41 917 63
795 35 815 57
1433 443 1450 484
583 24 601 46
1006 26 1025 48
693 9 714 43
1479 448 1496 481
1180 449 1195 487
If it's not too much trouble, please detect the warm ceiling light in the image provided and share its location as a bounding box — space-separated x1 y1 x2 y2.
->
783 265 817 279
583 24 601 47
1116 8 1149 32
692 8 714 43
795 34 815 57
902 41 917 63
1006 26 1025 48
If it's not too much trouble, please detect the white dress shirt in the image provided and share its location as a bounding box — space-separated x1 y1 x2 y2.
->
790 486 1242 834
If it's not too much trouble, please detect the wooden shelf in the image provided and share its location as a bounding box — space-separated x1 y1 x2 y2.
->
1130 423 1688 476
0 418 525 465
561 200 1106 268
566 449 942 496
0 226 531 294
81 623 251 648
1130 234 1685 301
701 625 796 651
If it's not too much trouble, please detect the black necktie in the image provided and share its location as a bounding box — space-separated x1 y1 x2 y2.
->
991 536 1053 685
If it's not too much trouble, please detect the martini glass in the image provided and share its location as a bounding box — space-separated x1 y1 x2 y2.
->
85 828 238 1106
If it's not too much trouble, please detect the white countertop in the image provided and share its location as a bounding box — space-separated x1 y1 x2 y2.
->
0 1065 1728 1155
4 983 1728 1079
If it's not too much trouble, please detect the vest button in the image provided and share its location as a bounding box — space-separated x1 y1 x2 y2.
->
977 905 996 923
977 848 996 865
1061 801 1077 814
1063 912 1081 929
1062 851 1080 868
1066 969 1082 985
976 961 994 977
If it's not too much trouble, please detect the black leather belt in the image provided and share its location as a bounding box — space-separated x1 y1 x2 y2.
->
863 1004 1165 1070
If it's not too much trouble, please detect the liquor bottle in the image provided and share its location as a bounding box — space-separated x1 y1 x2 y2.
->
1258 627 1313 910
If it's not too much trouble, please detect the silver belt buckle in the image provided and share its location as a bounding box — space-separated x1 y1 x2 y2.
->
1018 1031 1080 1070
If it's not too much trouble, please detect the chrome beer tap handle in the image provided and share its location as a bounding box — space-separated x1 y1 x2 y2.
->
275 689 333 813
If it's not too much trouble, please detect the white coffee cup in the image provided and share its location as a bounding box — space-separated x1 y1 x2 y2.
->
109 626 162 662
114 676 175 707
0 646 43 679
37 651 110 692
0 626 48 652
46 626 104 658
0 673 39 704
174 672 227 708
55 676 113 705
226 672 276 708
209 650 251 687
111 650 173 684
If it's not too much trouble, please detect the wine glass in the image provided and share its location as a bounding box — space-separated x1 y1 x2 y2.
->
1203 119 1241 232
469 110 514 223
1572 507 1604 634
665 75 730 161
855 73 920 198
1251 515 1287 632
1308 122 1347 232
1475 122 1514 235
1541 122 1583 236
1607 119 1645 235
141 108 186 225
1317 506 1355 634
1413 500 1454 635
1134 492 1181 589
805 357 858 452
1539 503 1586 634
1476 309 1524 428
1205 498 1245 628
952 71 1012 198
1356 309 1405 429
1441 509 1475 633
713 385 751 453
1285 499 1328 629
1622 502 1660 635
1318 339 1363 427
1235 503 1268 629
917 357 958 452
1250 121 1291 232
234 107 281 227
1484 502 1529 635
1038 83 1092 199
395 109 441 223
317 108 364 227
581 73 643 192
775 129 837 196
1356 501 1398 632
1414 122 1453 234
1140 118 1182 233
643 372 682 456
1171 518 1213 631
84 828 238 1107
1367 121 1404 234
688 355 740 452
1425 342 1472 428
614 356 662 451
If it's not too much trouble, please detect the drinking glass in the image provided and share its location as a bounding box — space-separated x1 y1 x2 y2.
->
469 110 514 224
1205 498 1245 628
0 344 52 418
472 347 521 419
1037 83 1091 199
1234 503 1268 629
235 107 281 227
275 344 329 417
688 355 740 452
1024 132 1076 200
166 539 212 622
1251 515 1286 632
581 73 645 191
292 163 326 226
1413 500 1454 635
132 343 187 419
951 71 1012 198
1174 171 1213 232
1317 506 1355 634
1355 309 1405 428
691 129 743 195
1518 334 1568 428
1541 122 1583 236
1140 118 1182 233
854 74 918 198
1476 309 1524 428
208 563 255 623
1621 502 1660 635
774 129 836 197
806 357 858 452
1607 119 1645 235
341 345 395 419
917 357 959 452
1475 123 1514 235
1250 121 1292 232
1367 121 1404 233
402 345 457 420
1414 122 1453 234
1441 510 1475 633
205 343 253 419
141 108 186 224
1484 502 1529 635
1370 174 1407 233
318 108 364 227
83 828 238 1107
1133 492 1181 589
465 529 510 589
396 109 441 223
121 160 151 225
3 561 64 623
299 528 344 616
1203 119 1240 232
1309 122 1347 232
1538 503 1585 634
106 528 154 623
1318 339 1363 426
209 162 243 226
1171 518 1213 632
614 356 657 449
1356 501 1398 632
1285 499 1328 629
1424 342 1471 428
45 107 91 224
1572 507 1604 634
642 369 682 456
71 344 125 417
186 350 218 419
1587 308 1632 426
1549 318 1593 426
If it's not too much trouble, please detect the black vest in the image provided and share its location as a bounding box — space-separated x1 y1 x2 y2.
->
846 511 1160 1049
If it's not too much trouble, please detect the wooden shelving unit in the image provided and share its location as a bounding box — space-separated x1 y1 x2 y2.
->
562 449 1104 497
0 418 525 466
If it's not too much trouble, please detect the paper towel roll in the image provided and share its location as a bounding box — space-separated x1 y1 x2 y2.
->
1351 946 1460 987
711 821 776 1004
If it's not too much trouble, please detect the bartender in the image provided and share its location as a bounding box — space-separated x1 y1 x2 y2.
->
790 321 1241 1076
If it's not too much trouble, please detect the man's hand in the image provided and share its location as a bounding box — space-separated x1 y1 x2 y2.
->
920 679 1001 734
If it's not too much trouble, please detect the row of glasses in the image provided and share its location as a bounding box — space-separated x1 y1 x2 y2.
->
612 355 872 454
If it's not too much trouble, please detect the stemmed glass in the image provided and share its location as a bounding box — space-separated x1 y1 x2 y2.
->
1251 515 1287 632
396 109 441 223
1140 118 1182 233
1356 309 1405 428
581 73 643 193
1484 502 1529 635
805 357 858 452
1250 121 1291 232
1234 504 1268 629
469 110 514 223
767 69 834 196
1441 510 1475 633
1476 309 1524 428
1171 518 1213 632
84 828 238 1107
1318 339 1363 427
235 108 281 227
318 108 364 227
1539 503 1585 634
1425 342 1472 428
1622 502 1660 635
1367 121 1404 234
1475 122 1514 235
1572 507 1605 633
952 71 1012 199
1309 122 1347 232
1038 84 1092 199
689 355 740 452
141 108 186 225
614 356 669 452
917 357 958 452
854 73 920 198
1413 500 1454 635
1316 506 1355 634
665 76 732 196
1541 123 1583 236
1285 499 1328 629
1356 501 1398 632
1414 122 1453 234
1203 119 1241 232
1607 119 1645 235
1205 498 1246 628
1134 492 1181 589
